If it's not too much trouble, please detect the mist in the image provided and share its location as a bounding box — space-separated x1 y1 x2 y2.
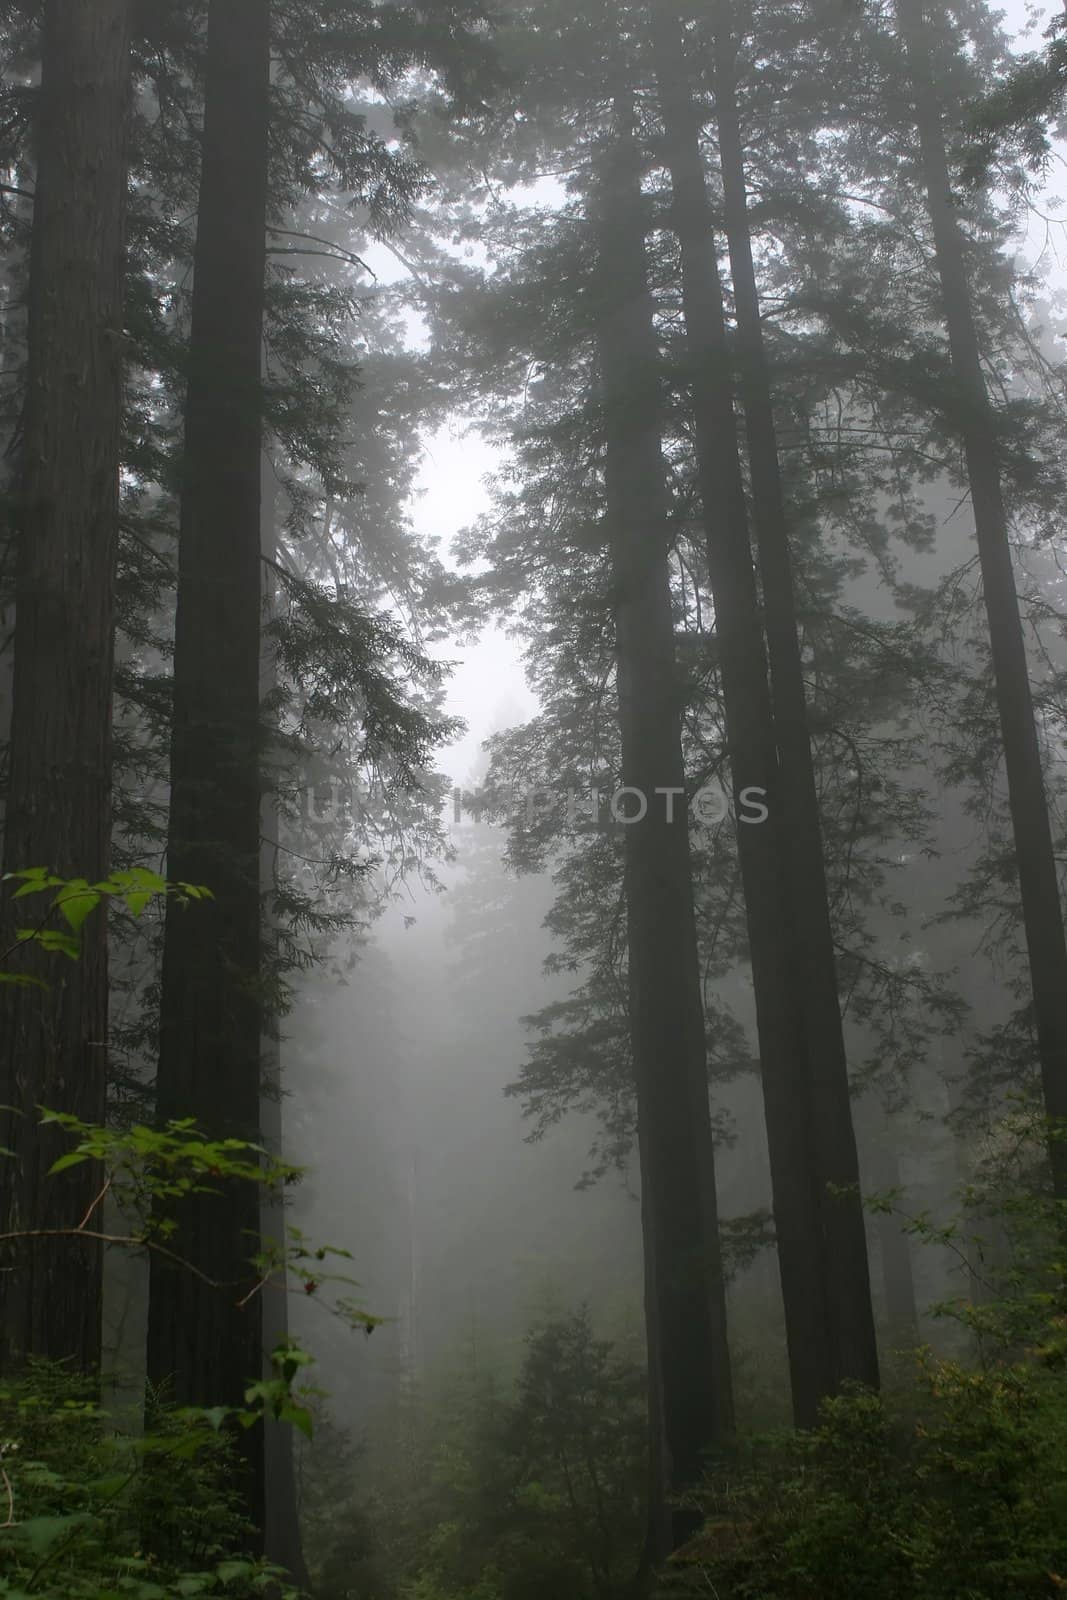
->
3 0 1067 1597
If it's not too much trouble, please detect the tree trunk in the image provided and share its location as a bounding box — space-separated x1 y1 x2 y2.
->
260 1045 310 1585
259 464 310 1588
710 7 880 1393
595 94 733 1555
145 0 270 1538
0 0 132 1374
650 1 835 1428
634 1120 670 1579
898 0 1067 1206
874 1137 920 1346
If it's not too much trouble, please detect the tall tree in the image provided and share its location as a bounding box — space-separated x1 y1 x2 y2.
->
897 0 1067 1207
649 1 837 1427
595 93 733 1557
0 0 133 1373
708 0 880 1392
145 0 270 1534
259 458 310 1588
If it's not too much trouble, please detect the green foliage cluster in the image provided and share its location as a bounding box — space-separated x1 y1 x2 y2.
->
660 1177 1067 1600
0 1365 298 1600
304 1308 648 1600
0 1090 378 1598
0 868 211 978
656 1345 1067 1600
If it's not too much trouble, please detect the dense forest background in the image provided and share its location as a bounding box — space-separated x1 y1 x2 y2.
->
2 0 1067 1595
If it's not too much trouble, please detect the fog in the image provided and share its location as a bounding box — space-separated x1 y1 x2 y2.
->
6 0 1067 1594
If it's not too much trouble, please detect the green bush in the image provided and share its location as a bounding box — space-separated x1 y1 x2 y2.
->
659 1340 1067 1599
0 1362 298 1599
304 1308 648 1600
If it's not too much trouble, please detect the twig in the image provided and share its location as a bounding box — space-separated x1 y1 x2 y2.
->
267 226 376 278
0 1227 241 1296
0 1452 13 1528
235 1270 274 1310
75 1176 111 1232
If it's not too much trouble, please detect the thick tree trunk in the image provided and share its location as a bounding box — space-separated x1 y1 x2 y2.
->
898 0 1067 1206
651 3 834 1427
0 0 132 1374
596 96 733 1556
145 0 270 1537
710 10 880 1393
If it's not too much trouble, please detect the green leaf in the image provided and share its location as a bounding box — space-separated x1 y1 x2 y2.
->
216 1560 255 1585
56 884 100 932
88 1472 131 1498
19 928 80 959
47 1150 89 1176
278 1402 314 1439
5 867 61 897
102 868 167 894
15 1511 91 1553
0 972 47 990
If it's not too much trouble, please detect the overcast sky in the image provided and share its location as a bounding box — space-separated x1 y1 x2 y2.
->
408 424 536 790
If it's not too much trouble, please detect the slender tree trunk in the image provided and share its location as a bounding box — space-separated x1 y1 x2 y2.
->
633 1123 670 1583
0 0 132 1374
898 0 1067 1205
596 95 733 1557
710 7 880 1392
259 463 310 1588
145 0 270 1537
260 1046 310 1584
873 1138 919 1345
650 2 833 1427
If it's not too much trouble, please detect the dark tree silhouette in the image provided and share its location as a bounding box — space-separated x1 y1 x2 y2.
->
0 0 133 1374
146 0 270 1536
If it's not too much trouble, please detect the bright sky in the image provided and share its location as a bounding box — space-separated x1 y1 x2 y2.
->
408 425 537 790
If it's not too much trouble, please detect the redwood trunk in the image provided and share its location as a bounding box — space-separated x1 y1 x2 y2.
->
651 2 833 1426
596 96 733 1556
0 0 132 1374
711 10 880 1392
898 0 1067 1205
145 0 270 1536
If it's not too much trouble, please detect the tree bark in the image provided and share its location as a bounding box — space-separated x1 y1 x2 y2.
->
0 0 132 1374
259 460 311 1589
898 0 1067 1206
634 1121 670 1581
710 6 880 1393
145 0 270 1538
595 94 733 1556
650 2 835 1427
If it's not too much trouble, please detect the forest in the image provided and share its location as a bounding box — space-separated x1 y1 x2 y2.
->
1 0 1067 1595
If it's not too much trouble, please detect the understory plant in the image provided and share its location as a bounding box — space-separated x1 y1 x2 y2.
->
0 1362 300 1599
660 1144 1067 1600
0 872 375 1598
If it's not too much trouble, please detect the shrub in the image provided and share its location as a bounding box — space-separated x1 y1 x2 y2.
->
0 1362 298 1599
659 1344 1067 1599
